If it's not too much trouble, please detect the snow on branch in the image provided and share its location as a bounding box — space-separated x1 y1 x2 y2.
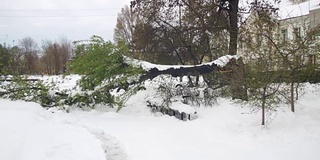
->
125 55 240 82
125 55 240 71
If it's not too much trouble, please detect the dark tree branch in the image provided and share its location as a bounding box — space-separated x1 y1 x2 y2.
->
139 62 219 82
0 87 43 97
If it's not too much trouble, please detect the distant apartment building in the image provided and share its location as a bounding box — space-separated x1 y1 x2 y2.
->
239 0 320 68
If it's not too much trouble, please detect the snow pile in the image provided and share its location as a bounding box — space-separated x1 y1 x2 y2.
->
33 74 81 90
0 100 106 160
169 101 197 114
211 54 240 67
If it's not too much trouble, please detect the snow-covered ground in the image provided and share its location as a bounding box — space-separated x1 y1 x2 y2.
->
1 75 320 160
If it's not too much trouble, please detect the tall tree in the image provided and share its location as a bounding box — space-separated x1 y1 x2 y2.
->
114 5 137 50
223 0 239 55
0 44 11 74
41 39 72 75
128 0 248 98
130 0 240 55
18 37 39 74
9 45 24 74
59 38 72 74
129 0 230 65
41 40 55 75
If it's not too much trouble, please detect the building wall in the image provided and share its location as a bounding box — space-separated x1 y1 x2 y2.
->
278 15 309 41
310 8 320 29
238 8 320 68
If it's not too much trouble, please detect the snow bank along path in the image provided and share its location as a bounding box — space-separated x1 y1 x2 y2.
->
0 99 127 160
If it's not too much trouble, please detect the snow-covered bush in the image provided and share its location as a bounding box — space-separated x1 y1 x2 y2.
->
151 75 219 108
0 76 56 107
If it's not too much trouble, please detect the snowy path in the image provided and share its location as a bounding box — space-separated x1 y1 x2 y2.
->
47 97 320 160
85 128 128 160
0 100 127 160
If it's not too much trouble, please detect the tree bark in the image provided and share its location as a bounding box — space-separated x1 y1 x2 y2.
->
262 87 267 125
139 62 219 82
222 0 246 100
228 0 239 55
290 81 295 112
229 57 248 100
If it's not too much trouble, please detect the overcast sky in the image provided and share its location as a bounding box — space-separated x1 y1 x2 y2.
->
0 0 131 46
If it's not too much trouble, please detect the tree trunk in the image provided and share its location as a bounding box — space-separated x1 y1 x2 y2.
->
295 83 300 101
229 57 248 100
137 56 247 100
228 0 239 55
262 87 267 125
226 0 246 100
290 81 295 112
139 62 220 82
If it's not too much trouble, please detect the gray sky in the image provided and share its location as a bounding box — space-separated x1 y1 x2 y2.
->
0 0 131 46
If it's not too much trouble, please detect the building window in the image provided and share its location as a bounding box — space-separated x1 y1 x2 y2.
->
293 27 301 40
281 29 288 42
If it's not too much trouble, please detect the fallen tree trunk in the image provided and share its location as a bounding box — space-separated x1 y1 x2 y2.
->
0 79 39 82
0 87 43 97
139 63 219 82
126 55 248 101
127 55 237 82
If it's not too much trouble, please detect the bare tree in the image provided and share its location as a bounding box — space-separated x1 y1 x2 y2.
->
41 40 54 75
59 38 72 74
127 0 249 99
114 5 137 50
8 46 24 74
18 37 39 74
41 38 72 75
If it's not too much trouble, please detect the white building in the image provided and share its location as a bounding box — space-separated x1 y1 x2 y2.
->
239 0 320 67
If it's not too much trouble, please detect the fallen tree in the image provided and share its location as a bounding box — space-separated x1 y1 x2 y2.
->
124 55 248 100
0 36 248 110
126 55 238 80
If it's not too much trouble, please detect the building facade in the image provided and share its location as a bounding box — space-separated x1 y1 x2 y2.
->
239 0 320 69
